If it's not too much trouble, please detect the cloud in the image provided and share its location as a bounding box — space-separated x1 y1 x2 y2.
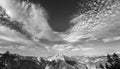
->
0 0 66 55
63 0 120 43
81 47 93 51
45 43 93 54
0 0 119 57
0 0 61 42
71 47 93 52
51 44 73 52
17 46 26 50
71 48 80 51
103 36 120 42
71 45 93 51
0 27 37 46
45 46 51 52
0 46 15 49
0 35 16 42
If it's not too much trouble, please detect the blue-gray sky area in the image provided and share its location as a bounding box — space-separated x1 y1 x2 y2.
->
0 0 120 57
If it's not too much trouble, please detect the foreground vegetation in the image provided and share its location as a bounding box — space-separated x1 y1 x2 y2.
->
99 53 120 69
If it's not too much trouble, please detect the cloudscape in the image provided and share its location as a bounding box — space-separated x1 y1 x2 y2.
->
0 0 120 57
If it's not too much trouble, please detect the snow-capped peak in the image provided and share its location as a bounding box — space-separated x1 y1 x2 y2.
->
47 53 65 61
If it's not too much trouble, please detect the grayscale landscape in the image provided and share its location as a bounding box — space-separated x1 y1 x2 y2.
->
0 0 120 69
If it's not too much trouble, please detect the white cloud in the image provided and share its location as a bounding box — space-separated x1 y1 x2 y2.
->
0 0 59 41
0 0 119 57
103 36 120 42
71 48 80 51
63 0 120 43
52 44 73 52
81 47 93 51
71 45 93 51
0 35 16 42
45 46 51 52
0 46 15 49
71 47 93 51
17 46 26 50
113 36 120 41
46 44 93 53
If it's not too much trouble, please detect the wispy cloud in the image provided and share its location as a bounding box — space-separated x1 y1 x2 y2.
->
45 44 93 54
71 45 93 51
103 36 120 42
0 35 16 42
81 47 93 51
71 48 80 51
0 46 15 49
51 44 73 52
0 0 61 42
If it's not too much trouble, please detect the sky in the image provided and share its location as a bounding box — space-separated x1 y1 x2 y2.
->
0 0 120 57
30 0 78 32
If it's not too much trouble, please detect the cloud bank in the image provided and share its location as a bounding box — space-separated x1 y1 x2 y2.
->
0 0 120 56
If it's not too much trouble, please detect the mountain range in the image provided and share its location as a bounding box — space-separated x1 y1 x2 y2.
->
0 51 120 69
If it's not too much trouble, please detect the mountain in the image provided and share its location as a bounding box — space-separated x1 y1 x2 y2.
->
0 51 81 69
0 51 120 69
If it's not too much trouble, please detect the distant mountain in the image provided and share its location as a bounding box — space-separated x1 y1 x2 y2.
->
0 51 81 69
0 51 120 69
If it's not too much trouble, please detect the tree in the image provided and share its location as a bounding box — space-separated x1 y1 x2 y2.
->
99 63 104 69
100 53 120 69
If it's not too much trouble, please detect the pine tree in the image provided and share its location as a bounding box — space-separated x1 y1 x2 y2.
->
99 63 104 69
102 53 120 69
